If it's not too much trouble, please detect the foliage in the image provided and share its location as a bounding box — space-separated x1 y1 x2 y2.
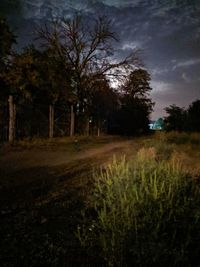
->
77 149 200 266
108 69 154 135
5 46 72 101
161 131 200 145
90 76 118 133
164 100 200 133
0 18 16 99
164 131 191 144
187 99 200 132
164 104 187 132
122 69 151 98
0 18 15 65
2 45 76 139
116 95 152 135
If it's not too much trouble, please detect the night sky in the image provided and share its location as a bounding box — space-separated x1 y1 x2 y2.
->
1 0 200 119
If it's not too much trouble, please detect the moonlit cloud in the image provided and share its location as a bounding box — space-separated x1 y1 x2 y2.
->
151 81 173 94
121 41 141 51
181 73 191 83
100 0 141 8
151 68 170 76
172 58 200 70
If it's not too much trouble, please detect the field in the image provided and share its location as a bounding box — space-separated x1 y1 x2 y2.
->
0 133 200 266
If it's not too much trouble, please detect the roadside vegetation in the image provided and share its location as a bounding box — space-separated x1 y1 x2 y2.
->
77 147 200 266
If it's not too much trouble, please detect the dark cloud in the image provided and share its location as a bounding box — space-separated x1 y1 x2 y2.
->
2 0 200 119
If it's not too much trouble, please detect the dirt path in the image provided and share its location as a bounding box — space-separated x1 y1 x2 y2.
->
0 139 135 174
0 138 140 267
0 138 139 207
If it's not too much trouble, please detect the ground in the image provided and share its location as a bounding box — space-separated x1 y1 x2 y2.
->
0 134 199 266
0 136 140 267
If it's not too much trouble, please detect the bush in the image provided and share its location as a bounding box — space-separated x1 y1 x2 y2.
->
190 133 200 145
164 132 200 146
76 149 200 267
165 132 191 144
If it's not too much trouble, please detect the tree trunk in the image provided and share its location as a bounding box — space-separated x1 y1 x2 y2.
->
70 105 75 137
85 117 90 136
97 119 101 137
8 95 16 143
49 104 54 138
97 127 100 137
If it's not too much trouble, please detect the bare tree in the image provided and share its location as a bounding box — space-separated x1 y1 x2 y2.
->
37 15 141 134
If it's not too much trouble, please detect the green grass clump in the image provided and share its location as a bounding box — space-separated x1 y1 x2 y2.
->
76 148 200 266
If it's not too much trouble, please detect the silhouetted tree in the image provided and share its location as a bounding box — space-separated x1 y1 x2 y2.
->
6 45 74 138
0 18 15 64
187 99 200 132
89 75 118 135
164 105 187 132
0 18 16 142
112 69 153 135
122 69 152 98
117 96 152 135
0 18 16 96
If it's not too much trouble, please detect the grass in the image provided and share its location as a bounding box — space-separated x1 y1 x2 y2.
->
77 148 200 267
154 131 200 145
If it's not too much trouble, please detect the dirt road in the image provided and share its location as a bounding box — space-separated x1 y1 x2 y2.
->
0 139 136 174
0 138 142 267
0 138 141 207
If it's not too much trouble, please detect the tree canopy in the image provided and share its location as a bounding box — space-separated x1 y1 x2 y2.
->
0 18 16 64
164 100 200 132
0 18 16 98
187 99 200 132
108 68 154 135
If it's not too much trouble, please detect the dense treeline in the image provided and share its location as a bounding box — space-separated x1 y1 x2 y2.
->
0 16 154 142
164 100 200 132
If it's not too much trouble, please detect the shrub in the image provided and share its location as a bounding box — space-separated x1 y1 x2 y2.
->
190 133 200 145
76 149 200 267
165 131 191 144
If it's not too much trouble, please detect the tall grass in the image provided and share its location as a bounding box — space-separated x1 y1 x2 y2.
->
159 131 200 145
76 148 200 266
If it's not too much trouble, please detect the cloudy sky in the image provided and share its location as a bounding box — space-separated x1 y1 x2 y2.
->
1 0 200 119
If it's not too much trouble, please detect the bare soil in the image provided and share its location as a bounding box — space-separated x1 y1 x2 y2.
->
0 137 139 267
